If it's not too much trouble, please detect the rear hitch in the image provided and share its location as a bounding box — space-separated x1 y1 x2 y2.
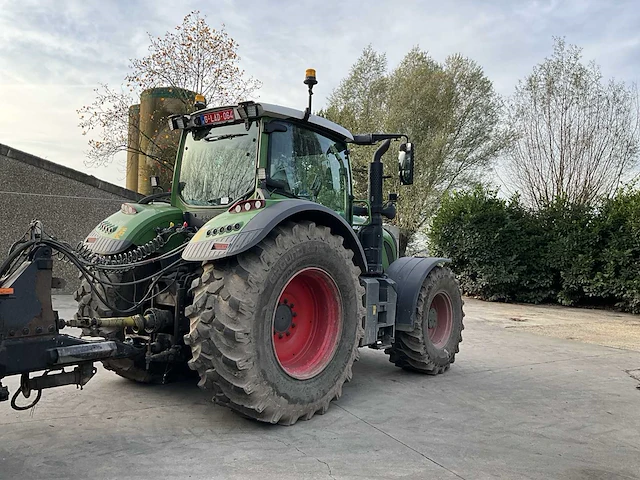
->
11 363 97 411
0 244 142 411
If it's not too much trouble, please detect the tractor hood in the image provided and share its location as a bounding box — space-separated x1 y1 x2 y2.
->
82 202 184 255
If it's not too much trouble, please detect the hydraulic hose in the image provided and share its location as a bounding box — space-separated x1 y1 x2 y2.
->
1 236 188 315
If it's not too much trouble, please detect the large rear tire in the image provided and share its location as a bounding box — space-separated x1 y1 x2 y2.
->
185 221 365 425
386 266 464 374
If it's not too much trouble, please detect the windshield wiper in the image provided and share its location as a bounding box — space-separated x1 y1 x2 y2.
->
204 133 248 142
237 188 255 202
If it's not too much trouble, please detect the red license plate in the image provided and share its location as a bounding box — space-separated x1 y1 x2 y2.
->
201 108 235 125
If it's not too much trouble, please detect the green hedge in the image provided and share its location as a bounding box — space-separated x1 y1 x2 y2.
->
429 186 640 312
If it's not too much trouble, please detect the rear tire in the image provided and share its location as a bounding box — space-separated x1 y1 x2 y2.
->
185 221 365 425
386 266 464 374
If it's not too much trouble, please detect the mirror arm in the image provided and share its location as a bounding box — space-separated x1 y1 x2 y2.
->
352 133 405 145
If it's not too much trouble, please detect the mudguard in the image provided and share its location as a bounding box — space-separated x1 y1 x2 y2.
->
386 256 451 332
182 199 368 272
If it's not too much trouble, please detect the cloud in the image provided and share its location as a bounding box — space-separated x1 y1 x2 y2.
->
0 0 638 187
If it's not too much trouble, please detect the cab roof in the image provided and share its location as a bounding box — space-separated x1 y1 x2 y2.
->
257 103 354 142
194 102 354 142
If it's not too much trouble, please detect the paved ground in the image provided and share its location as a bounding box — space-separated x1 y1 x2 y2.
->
468 298 640 351
1 296 639 480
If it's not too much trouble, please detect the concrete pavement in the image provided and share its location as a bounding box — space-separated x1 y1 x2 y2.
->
1 296 639 479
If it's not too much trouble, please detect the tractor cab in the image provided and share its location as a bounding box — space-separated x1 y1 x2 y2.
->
170 100 354 222
168 69 414 231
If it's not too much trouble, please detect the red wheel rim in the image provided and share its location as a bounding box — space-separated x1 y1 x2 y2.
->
272 267 342 380
427 292 453 349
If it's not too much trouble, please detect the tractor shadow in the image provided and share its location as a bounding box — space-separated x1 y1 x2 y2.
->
96 347 445 432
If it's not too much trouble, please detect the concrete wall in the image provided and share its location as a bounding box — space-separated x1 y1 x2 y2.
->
0 144 141 294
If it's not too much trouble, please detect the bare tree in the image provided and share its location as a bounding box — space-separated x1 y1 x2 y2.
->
506 38 640 208
78 11 260 171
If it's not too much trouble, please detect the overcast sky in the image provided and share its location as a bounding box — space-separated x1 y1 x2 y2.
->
1 0 638 187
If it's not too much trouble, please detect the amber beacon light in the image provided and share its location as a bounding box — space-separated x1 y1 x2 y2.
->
303 68 317 121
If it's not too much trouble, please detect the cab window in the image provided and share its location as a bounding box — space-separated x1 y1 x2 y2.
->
268 122 349 213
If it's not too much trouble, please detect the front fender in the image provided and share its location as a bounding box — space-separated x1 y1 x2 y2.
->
182 199 368 272
386 256 450 331
82 203 184 255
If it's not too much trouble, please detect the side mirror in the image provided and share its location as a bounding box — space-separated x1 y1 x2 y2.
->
398 142 414 185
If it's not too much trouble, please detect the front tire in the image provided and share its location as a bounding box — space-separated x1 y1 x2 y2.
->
185 221 365 425
386 266 464 374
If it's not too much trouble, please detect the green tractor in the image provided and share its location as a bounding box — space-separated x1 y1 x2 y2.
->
1 70 463 425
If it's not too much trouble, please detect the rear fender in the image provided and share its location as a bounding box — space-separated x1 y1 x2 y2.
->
182 199 368 272
386 257 450 331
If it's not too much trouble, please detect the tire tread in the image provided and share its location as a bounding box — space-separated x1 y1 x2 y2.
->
386 266 464 374
186 221 365 425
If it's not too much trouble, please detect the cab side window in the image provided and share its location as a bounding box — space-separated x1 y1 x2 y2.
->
268 122 349 213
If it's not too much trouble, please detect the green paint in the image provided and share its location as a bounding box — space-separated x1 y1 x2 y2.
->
92 104 403 269
381 228 398 270
91 203 183 246
188 199 276 245
258 119 270 169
